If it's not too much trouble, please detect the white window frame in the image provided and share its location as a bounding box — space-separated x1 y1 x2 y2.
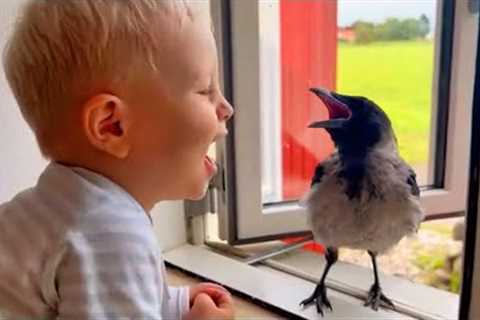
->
172 2 480 319
218 0 477 242
259 0 283 204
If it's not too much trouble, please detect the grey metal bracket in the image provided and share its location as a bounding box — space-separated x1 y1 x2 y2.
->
244 234 314 265
205 233 315 266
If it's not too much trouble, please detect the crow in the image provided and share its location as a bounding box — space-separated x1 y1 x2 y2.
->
300 87 424 315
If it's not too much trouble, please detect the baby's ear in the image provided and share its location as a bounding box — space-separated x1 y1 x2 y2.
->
81 94 132 159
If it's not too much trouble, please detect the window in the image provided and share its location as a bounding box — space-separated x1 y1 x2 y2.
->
217 0 474 244
206 0 479 318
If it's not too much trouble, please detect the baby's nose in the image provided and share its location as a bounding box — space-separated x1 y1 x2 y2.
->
217 96 234 121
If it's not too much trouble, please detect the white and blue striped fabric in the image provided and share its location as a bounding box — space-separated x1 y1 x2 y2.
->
0 162 189 319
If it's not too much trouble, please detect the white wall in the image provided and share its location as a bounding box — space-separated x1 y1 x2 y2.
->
152 202 187 251
0 0 47 203
0 1 186 250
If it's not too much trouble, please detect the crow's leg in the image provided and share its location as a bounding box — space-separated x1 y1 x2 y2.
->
300 247 338 316
364 251 395 311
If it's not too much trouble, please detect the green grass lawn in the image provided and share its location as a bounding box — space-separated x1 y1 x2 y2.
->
337 40 434 166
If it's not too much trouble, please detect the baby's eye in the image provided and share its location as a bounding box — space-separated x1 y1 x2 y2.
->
198 88 213 96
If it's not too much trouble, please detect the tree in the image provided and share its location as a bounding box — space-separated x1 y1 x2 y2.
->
352 21 376 44
419 14 431 38
353 15 431 43
381 18 405 40
401 18 422 40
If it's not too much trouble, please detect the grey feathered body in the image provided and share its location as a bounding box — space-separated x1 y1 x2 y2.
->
302 145 425 254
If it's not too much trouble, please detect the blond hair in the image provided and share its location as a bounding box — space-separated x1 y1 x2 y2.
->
3 0 193 156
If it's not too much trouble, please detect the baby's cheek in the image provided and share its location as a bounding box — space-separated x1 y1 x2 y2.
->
190 111 218 140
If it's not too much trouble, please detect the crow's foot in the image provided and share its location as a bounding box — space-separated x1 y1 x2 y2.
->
364 284 395 311
300 284 332 316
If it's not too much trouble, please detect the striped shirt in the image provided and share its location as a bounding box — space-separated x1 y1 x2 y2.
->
0 163 189 319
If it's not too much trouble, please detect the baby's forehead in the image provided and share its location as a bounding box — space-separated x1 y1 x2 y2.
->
156 15 216 72
160 1 211 30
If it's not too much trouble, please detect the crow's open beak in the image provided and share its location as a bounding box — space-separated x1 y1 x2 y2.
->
308 87 352 129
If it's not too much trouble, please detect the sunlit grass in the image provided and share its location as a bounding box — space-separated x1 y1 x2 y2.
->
338 40 434 165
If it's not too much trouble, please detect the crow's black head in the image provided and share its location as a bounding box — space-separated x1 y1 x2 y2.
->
309 87 394 156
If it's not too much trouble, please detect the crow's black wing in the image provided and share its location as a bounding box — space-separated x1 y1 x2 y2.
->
311 164 325 187
407 169 420 197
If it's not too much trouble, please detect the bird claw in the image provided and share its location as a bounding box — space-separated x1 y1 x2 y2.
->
364 284 395 311
300 285 333 316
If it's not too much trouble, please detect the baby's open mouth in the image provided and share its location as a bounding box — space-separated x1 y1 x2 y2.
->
204 154 218 177
204 138 219 177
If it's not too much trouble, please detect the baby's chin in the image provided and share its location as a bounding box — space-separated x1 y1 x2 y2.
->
185 180 210 201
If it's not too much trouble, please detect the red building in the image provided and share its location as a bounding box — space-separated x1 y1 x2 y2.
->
280 0 337 200
338 26 357 42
